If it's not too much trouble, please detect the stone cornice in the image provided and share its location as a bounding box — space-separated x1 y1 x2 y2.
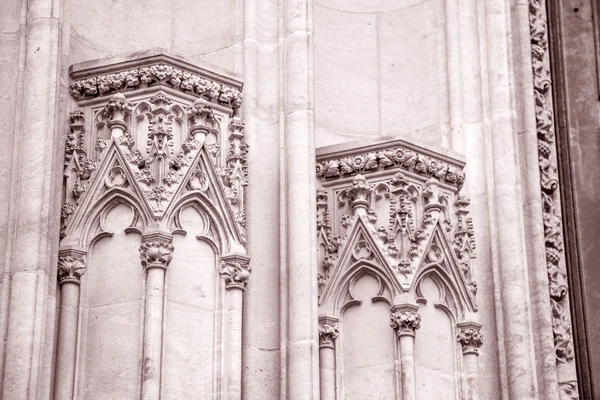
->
316 138 466 191
69 50 242 113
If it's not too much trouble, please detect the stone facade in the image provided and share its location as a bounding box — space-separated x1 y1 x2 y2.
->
0 0 590 399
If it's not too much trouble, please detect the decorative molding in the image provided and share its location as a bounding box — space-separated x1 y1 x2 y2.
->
69 61 242 116
529 0 579 396
390 308 421 338
316 142 465 190
220 254 251 290
457 322 483 355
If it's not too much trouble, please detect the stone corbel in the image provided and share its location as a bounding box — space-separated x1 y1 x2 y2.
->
54 247 87 399
139 229 174 400
318 316 339 400
390 303 421 400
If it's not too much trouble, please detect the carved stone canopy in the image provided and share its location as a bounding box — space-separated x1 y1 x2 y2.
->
317 138 477 325
62 50 248 257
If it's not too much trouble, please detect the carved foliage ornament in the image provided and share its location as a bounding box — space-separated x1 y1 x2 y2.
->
57 255 86 285
70 63 242 115
316 147 465 190
529 0 578 395
390 311 421 337
139 241 174 270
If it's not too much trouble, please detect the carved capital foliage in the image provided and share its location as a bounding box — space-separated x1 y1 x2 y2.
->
457 322 483 355
57 249 87 285
220 254 251 290
318 317 340 349
390 308 421 338
139 234 174 271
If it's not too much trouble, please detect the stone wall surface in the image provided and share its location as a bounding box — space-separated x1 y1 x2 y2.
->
0 0 581 399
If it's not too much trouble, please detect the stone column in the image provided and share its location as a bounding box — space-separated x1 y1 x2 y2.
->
284 0 319 398
482 1 543 398
139 230 174 400
457 322 483 400
390 305 421 400
219 254 251 400
1 0 66 397
54 249 86 400
318 317 339 400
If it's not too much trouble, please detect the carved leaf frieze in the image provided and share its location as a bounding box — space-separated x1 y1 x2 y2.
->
316 146 465 190
70 63 242 116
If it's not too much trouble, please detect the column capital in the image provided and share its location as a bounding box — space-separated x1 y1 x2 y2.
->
457 321 483 355
318 316 339 349
390 304 421 338
220 253 251 290
57 247 87 286
139 230 174 271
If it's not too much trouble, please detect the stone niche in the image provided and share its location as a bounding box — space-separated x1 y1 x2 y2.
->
56 50 248 400
316 139 481 400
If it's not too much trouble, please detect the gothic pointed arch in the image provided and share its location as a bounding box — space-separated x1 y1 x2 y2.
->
319 217 402 316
